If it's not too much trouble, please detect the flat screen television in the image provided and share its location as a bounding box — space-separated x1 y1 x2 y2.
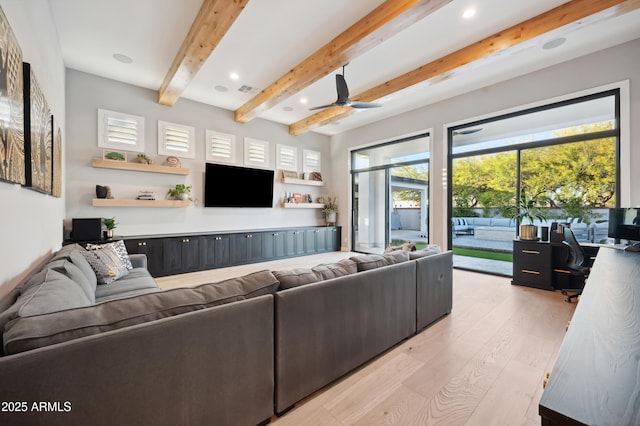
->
608 208 640 242
204 163 274 208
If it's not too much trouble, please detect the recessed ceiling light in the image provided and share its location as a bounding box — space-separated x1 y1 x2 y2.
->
462 8 476 19
300 98 308 104
542 37 566 50
112 53 133 64
214 85 228 92
230 72 240 80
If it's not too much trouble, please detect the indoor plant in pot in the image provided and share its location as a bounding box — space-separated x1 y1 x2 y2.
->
102 217 117 239
323 197 338 226
511 189 548 240
167 184 192 201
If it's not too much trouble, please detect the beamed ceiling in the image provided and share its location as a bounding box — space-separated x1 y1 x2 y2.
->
50 0 640 136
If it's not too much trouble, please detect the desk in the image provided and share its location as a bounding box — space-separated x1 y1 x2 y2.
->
539 247 640 425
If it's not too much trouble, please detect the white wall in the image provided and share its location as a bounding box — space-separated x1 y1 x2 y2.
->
331 38 640 251
0 1 65 295
65 69 331 237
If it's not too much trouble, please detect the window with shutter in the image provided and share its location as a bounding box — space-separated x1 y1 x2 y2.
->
205 130 237 164
276 144 297 171
244 137 269 167
158 121 195 159
97 109 145 152
303 149 321 172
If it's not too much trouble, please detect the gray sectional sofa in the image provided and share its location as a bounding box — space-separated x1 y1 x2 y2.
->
0 242 452 426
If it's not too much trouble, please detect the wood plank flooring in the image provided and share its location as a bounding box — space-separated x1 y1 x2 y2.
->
156 253 576 426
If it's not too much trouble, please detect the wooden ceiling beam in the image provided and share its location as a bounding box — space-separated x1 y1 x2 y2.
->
289 0 639 135
233 0 452 123
158 0 249 106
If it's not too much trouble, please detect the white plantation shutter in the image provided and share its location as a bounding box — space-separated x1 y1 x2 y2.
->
158 121 195 159
244 137 269 167
303 149 321 172
98 109 145 152
206 130 237 164
276 144 297 171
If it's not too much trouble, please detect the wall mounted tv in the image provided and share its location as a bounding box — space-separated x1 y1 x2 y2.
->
608 208 640 242
204 163 274 208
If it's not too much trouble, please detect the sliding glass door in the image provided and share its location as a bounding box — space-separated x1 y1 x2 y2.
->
351 134 430 254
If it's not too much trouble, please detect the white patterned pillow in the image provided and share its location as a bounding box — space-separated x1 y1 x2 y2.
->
80 245 129 284
86 240 133 270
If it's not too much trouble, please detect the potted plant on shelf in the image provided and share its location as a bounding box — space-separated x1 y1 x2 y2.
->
509 189 548 240
102 217 117 239
323 197 338 226
167 184 192 201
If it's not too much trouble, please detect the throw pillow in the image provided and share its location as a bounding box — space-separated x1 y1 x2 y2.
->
86 240 133 270
80 245 129 285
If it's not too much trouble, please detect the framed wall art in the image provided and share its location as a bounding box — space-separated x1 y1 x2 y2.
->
23 62 52 194
0 7 25 185
52 126 62 197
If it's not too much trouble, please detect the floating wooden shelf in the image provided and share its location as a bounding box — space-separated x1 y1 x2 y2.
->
283 202 325 209
282 177 324 186
92 199 190 208
92 159 190 175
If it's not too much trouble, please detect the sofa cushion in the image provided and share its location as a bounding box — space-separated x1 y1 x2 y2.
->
86 240 133 270
272 268 319 290
94 268 160 302
383 250 410 264
350 254 388 271
69 250 98 289
80 245 129 285
44 259 96 303
311 259 357 280
409 244 442 260
50 243 85 261
2 270 279 354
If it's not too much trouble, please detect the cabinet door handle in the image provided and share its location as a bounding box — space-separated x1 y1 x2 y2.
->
522 269 541 275
522 250 540 254
553 269 571 274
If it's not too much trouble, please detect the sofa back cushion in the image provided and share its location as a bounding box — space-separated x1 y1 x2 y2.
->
273 259 358 290
69 250 98 289
350 254 388 271
408 244 442 260
44 259 96 303
2 270 279 355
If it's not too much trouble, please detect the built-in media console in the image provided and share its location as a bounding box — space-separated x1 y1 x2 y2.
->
107 226 342 277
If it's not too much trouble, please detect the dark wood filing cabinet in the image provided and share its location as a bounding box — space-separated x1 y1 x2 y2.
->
512 240 554 290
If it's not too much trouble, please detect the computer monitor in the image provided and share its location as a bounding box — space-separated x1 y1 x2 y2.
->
608 208 640 242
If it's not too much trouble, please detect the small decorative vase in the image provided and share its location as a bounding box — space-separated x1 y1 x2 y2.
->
104 230 114 239
177 193 189 201
326 212 337 226
519 224 538 240
96 185 108 199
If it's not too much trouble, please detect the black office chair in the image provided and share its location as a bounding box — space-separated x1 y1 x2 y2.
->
560 227 590 302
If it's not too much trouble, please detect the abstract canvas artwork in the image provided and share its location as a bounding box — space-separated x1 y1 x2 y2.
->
23 62 52 194
0 7 25 185
52 126 62 197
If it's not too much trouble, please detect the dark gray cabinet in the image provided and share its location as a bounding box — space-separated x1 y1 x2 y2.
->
201 234 231 269
511 240 553 290
163 237 201 275
121 226 340 277
124 238 165 277
231 232 264 264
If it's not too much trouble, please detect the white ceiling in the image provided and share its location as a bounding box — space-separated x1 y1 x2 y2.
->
49 0 640 136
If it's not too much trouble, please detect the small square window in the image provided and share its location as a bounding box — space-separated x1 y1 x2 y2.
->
98 109 145 152
206 130 237 164
303 149 321 172
158 120 195 159
244 137 269 167
276 144 297 171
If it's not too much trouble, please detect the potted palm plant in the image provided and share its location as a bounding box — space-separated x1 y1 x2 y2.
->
510 189 548 240
102 217 117 239
323 197 338 226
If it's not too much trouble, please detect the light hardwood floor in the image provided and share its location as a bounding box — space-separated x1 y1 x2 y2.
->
156 253 576 426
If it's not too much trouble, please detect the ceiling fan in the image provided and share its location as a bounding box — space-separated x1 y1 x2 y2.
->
309 64 381 111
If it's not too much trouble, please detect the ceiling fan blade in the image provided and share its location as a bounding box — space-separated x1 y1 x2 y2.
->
335 74 350 103
309 103 337 111
349 101 381 109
